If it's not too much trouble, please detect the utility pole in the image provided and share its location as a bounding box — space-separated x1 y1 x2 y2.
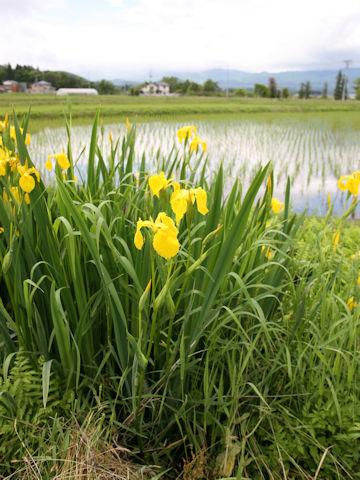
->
342 59 351 101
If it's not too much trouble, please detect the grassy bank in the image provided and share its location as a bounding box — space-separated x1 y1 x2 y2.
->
1 94 360 132
1 112 360 478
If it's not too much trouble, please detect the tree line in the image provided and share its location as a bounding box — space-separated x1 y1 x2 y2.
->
0 64 120 94
130 77 222 95
2 63 360 99
248 71 360 100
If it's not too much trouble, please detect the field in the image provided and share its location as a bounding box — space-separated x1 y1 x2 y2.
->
1 93 360 131
1 102 360 479
29 112 360 217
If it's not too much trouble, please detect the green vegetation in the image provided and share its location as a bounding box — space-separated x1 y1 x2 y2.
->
254 83 270 97
354 77 360 100
130 77 221 96
1 94 360 133
334 71 345 100
268 77 278 98
281 87 290 98
322 81 328 99
231 88 253 97
0 63 121 94
1 111 360 478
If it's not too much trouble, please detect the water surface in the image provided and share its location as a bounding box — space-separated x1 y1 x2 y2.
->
29 117 360 216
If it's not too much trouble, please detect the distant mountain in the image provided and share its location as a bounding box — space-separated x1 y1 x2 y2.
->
112 68 360 93
110 78 138 87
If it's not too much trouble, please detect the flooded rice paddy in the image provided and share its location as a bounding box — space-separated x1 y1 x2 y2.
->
29 117 360 216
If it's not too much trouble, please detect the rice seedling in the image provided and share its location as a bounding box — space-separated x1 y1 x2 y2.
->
28 116 360 217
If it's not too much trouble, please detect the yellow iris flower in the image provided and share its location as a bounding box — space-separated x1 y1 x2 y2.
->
3 186 21 203
333 229 340 251
170 182 209 224
189 136 207 153
0 147 19 175
17 159 40 193
347 296 357 311
0 148 9 176
45 159 53 171
270 198 284 214
177 125 196 144
9 126 30 145
47 153 70 170
261 246 272 259
148 172 174 197
134 212 180 259
10 126 26 142
338 171 360 196
0 113 8 133
10 126 19 140
9 154 19 172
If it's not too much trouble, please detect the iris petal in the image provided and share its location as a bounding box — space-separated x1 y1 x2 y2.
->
153 229 180 259
19 173 35 193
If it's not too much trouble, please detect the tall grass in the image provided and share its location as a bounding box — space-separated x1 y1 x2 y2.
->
1 111 360 478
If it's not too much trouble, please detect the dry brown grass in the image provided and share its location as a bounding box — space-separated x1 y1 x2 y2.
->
6 412 161 480
181 448 211 480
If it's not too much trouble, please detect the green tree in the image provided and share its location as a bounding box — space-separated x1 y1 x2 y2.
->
254 83 270 97
5 63 12 80
353 78 360 100
130 83 146 95
161 76 181 93
334 70 343 100
322 82 328 98
13 64 39 84
298 82 305 99
268 77 278 98
96 79 118 94
177 79 190 94
203 79 220 94
232 88 253 97
187 81 202 95
0 63 95 89
281 87 290 99
0 63 14 82
43 70 89 89
304 81 311 99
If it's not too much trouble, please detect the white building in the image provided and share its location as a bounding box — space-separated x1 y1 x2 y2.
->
2 80 19 93
56 88 98 96
140 82 170 96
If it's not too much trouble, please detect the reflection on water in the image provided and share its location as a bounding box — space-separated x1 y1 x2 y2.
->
292 191 347 216
29 117 360 217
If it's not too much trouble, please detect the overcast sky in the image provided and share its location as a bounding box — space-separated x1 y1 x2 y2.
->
2 0 360 80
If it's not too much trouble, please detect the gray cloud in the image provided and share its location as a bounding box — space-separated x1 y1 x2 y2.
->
1 0 360 77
